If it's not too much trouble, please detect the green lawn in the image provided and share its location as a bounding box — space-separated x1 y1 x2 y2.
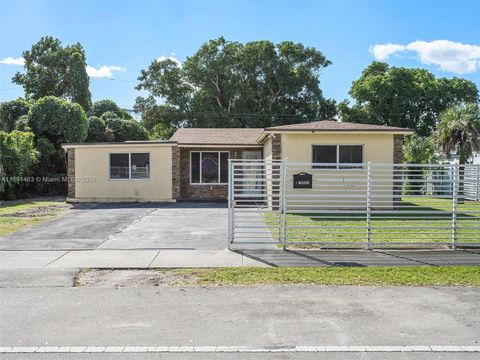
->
0 198 69 236
176 266 480 286
263 197 480 246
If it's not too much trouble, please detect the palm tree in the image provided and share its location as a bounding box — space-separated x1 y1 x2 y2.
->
435 103 480 202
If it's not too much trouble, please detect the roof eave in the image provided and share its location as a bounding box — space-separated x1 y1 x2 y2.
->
62 141 177 150
177 143 263 147
263 129 415 135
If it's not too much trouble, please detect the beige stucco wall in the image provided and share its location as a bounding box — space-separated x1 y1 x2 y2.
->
72 145 173 202
277 132 396 209
281 132 394 163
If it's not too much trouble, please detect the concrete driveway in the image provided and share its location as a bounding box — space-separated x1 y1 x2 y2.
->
0 202 229 251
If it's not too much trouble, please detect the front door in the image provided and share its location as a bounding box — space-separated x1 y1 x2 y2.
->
242 151 263 196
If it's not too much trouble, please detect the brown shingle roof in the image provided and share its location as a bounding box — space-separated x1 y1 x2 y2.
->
265 120 413 133
170 128 264 145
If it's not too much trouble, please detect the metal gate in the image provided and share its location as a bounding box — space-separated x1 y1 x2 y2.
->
228 160 480 249
228 159 284 248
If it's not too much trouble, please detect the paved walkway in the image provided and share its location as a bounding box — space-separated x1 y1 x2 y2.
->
0 249 479 269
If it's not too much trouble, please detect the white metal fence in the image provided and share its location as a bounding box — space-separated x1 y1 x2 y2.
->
228 160 480 249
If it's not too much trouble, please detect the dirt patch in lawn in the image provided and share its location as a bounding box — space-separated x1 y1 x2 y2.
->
75 269 200 288
0 204 71 218
0 198 72 237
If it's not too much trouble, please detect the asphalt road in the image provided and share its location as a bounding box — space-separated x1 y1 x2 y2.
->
1 285 479 348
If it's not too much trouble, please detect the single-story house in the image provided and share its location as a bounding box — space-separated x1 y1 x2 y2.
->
62 120 413 202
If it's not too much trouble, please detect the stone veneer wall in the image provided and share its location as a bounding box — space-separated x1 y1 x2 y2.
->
67 148 75 198
178 147 261 201
171 146 180 199
393 135 404 164
271 134 281 160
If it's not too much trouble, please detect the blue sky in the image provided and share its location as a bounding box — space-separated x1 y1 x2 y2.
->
1 0 479 109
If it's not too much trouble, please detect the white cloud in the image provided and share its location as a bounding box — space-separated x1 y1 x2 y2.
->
86 65 126 78
0 57 128 78
0 56 25 65
370 40 480 74
369 43 406 61
156 55 181 66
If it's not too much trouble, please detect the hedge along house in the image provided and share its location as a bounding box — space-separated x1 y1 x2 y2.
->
62 120 413 203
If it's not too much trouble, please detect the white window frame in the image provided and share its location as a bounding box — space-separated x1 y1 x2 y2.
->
190 151 230 185
311 144 364 170
109 152 150 180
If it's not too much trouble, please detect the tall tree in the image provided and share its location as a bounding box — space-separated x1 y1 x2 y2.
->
28 96 89 194
340 61 479 136
435 103 480 165
435 102 480 203
12 36 92 110
135 37 334 131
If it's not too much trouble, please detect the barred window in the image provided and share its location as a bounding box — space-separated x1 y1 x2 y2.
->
110 153 150 179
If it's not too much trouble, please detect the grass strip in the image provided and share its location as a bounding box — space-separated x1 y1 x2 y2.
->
178 266 480 286
0 199 68 236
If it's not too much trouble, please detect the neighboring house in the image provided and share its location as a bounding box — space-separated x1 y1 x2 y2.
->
62 120 413 202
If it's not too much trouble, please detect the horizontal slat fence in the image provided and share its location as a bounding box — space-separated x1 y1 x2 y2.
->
228 161 480 249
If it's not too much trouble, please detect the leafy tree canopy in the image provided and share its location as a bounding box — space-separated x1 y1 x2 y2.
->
135 37 335 132
86 116 112 142
90 99 133 119
133 96 180 138
340 61 479 137
28 96 89 144
0 98 31 132
15 115 31 132
12 36 92 110
103 117 149 142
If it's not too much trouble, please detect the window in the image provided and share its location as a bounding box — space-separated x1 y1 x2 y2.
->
312 145 337 169
110 153 150 179
312 145 363 169
190 151 229 184
339 145 363 168
110 154 130 179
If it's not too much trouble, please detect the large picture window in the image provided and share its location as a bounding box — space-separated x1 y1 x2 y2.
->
312 145 363 169
110 153 150 179
190 151 229 184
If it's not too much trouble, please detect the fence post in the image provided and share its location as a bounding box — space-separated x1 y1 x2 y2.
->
451 164 459 250
276 161 282 244
281 160 288 250
476 165 480 202
366 162 372 250
227 159 234 250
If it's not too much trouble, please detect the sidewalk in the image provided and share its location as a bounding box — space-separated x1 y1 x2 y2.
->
0 249 264 269
0 249 479 269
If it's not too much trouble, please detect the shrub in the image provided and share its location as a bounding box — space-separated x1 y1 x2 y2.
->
0 131 39 199
0 98 31 132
